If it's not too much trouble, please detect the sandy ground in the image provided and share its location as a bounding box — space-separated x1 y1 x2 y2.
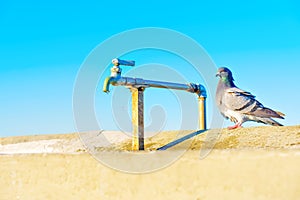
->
1 126 300 200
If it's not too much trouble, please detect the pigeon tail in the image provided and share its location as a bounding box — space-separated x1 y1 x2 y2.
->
258 117 283 126
250 107 285 119
275 111 285 117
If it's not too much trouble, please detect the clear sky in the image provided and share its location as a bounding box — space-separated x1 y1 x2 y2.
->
1 0 300 136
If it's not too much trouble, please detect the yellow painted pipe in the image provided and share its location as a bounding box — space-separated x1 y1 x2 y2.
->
198 97 206 130
131 87 145 151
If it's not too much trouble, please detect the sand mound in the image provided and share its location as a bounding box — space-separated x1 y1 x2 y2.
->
1 126 299 154
111 126 300 151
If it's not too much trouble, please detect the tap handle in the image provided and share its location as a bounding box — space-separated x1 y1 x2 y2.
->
112 58 135 66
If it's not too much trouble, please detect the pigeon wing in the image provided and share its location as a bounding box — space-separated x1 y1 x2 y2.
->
224 87 258 112
224 87 284 119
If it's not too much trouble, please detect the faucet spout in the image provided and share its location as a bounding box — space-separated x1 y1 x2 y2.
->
103 77 114 93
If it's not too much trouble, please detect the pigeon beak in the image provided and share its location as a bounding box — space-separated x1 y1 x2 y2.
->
216 72 221 78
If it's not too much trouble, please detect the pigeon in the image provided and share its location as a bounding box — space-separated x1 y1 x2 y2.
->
215 67 285 129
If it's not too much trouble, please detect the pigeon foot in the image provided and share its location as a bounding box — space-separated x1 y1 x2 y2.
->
228 124 243 130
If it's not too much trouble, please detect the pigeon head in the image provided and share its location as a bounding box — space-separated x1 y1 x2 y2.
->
216 67 235 82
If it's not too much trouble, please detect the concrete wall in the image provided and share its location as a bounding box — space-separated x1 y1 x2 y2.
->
1 150 300 200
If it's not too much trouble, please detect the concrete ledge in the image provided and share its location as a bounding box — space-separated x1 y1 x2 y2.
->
1 126 300 200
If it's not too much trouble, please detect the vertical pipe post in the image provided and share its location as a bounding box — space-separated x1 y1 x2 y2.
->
198 97 207 130
131 87 145 150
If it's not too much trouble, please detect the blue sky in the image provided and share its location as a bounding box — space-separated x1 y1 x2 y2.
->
1 0 300 136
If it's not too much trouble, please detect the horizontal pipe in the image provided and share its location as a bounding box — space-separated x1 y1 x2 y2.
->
103 76 206 98
107 76 206 97
144 79 191 91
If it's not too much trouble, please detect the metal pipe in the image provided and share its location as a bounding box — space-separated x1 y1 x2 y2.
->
198 97 206 130
131 87 145 151
103 58 208 150
103 76 207 98
143 79 191 91
103 75 207 130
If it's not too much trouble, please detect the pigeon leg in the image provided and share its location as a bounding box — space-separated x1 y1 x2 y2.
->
228 123 243 130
